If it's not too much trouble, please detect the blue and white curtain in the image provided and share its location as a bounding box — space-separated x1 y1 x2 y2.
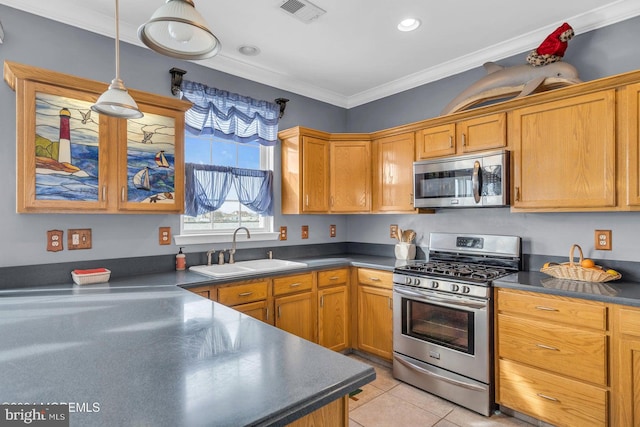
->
180 80 279 146
181 80 278 218
184 164 274 217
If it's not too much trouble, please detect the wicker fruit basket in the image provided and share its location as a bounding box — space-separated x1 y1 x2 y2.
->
540 244 621 283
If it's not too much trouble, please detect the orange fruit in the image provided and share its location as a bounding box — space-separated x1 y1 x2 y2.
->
581 259 595 268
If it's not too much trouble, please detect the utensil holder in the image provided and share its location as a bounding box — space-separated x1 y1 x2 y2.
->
395 243 416 260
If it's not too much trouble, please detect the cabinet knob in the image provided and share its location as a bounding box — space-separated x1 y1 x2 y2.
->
448 135 453 148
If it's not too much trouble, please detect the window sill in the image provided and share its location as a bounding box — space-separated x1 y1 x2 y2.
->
174 232 280 246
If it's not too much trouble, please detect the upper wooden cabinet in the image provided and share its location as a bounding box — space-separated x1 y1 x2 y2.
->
509 90 616 211
415 113 506 160
330 138 371 212
279 127 370 214
372 132 416 212
4 61 191 214
624 82 640 208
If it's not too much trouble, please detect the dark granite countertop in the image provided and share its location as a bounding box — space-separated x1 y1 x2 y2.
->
0 283 374 426
0 254 392 426
494 270 640 307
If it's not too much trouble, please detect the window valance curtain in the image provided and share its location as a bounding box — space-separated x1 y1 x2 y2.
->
184 163 273 217
180 80 279 146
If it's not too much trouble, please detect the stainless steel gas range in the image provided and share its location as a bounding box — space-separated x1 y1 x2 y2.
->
392 232 521 416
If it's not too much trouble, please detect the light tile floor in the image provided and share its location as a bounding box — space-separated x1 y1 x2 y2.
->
347 354 535 427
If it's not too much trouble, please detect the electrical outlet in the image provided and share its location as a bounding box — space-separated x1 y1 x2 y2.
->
301 225 309 239
390 224 398 239
280 226 287 241
595 229 612 250
330 224 336 238
68 228 92 250
47 230 64 252
159 227 171 245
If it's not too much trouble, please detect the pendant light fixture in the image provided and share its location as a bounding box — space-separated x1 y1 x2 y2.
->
92 0 143 119
138 0 220 60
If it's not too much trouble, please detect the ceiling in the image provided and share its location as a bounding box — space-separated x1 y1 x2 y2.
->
2 0 640 108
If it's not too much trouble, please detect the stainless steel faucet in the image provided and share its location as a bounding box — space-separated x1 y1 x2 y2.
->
229 227 251 264
206 249 216 266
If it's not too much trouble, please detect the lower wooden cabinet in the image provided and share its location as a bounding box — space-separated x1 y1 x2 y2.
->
233 300 271 323
187 285 215 301
611 304 640 426
496 289 609 426
355 268 393 360
274 273 316 342
318 268 350 352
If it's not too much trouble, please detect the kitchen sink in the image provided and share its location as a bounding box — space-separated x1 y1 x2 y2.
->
189 259 308 279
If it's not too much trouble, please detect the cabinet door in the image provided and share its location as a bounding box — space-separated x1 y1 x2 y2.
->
318 285 349 351
510 90 616 210
457 113 506 154
373 132 415 212
357 285 393 360
117 103 185 213
415 123 455 159
233 300 272 324
302 136 330 212
275 292 315 342
612 305 640 426
330 140 370 212
626 83 640 207
17 81 111 213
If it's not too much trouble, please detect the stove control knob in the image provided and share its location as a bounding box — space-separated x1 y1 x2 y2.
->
451 284 460 292
413 278 421 286
405 277 412 285
462 286 471 294
431 281 439 289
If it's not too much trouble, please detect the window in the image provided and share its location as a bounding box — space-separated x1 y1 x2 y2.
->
181 135 274 235
176 80 279 244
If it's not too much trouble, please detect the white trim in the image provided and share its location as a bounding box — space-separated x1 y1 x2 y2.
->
174 232 280 246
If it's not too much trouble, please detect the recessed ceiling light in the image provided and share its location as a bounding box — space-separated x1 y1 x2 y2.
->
238 45 261 56
397 18 421 32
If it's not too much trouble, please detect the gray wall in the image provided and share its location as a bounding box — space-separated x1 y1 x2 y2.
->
0 5 347 268
1 5 640 270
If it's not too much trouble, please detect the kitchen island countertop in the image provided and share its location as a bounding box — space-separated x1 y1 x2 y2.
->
0 281 375 426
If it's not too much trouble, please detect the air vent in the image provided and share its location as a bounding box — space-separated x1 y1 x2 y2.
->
279 0 326 23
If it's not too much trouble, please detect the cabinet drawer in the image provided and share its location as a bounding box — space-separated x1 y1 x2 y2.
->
498 314 607 385
273 273 314 296
317 268 349 288
497 289 607 331
217 281 269 306
357 268 392 289
499 359 607 427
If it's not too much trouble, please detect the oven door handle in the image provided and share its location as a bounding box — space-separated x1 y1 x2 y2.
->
394 286 487 310
393 354 486 392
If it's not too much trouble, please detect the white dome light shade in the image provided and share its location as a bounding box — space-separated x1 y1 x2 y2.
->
397 18 421 32
138 0 220 60
92 78 143 119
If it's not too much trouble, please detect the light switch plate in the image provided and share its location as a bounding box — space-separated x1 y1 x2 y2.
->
280 226 287 241
595 229 612 250
302 225 309 239
330 224 336 238
68 228 92 250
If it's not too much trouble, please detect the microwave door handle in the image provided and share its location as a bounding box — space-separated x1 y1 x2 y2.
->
472 160 481 203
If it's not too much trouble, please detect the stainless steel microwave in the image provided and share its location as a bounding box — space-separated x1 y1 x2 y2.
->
413 150 509 208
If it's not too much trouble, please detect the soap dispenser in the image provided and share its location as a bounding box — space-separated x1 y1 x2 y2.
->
176 247 186 271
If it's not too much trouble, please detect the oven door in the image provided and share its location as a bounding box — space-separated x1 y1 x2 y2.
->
413 150 508 208
393 284 491 383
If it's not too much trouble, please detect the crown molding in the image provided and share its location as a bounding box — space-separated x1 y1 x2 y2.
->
3 0 640 109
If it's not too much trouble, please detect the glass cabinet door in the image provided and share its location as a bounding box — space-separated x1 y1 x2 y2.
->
117 103 185 213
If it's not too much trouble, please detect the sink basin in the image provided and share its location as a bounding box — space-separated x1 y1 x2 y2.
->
189 259 308 279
